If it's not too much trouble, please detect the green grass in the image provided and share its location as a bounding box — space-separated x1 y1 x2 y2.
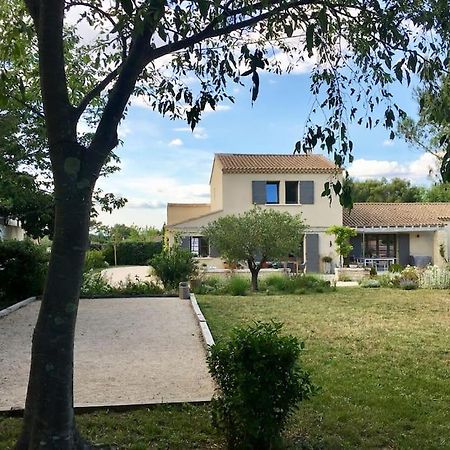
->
0 405 223 449
199 288 450 449
1 288 449 449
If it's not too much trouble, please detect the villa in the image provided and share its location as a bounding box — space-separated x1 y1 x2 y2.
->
166 153 450 273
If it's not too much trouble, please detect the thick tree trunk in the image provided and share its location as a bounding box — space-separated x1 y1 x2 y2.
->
250 269 259 291
247 259 260 291
15 184 93 449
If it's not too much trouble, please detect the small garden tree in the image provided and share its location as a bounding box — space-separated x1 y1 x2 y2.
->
150 243 197 290
326 225 357 267
203 207 306 291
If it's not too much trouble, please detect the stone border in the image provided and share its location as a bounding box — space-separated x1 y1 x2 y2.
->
0 297 36 319
189 293 215 348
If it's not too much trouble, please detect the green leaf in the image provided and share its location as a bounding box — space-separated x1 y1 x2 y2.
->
120 0 134 16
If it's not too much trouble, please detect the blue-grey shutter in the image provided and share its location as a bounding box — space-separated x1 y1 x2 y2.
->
209 245 220 257
305 233 320 273
350 235 362 259
300 181 314 204
252 181 266 204
180 236 191 250
398 234 410 266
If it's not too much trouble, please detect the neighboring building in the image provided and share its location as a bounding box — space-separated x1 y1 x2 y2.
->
166 153 343 272
344 203 450 270
0 218 25 241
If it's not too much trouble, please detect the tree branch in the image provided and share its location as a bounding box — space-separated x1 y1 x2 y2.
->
65 1 128 60
29 0 76 148
145 0 312 64
74 65 122 119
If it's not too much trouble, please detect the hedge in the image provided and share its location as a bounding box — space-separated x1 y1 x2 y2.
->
103 241 162 266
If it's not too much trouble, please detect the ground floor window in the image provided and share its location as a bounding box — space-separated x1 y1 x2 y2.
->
190 236 209 257
365 234 396 258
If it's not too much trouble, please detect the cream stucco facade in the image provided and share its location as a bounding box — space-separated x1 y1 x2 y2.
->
167 153 342 272
0 219 25 241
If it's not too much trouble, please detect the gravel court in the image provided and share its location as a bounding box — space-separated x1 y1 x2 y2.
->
0 297 214 411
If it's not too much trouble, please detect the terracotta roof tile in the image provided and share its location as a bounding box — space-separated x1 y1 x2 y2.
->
343 203 450 228
216 153 340 174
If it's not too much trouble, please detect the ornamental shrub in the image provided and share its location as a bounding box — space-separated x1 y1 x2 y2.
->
84 249 108 272
149 244 197 289
419 265 450 289
0 239 48 307
207 321 316 450
360 278 381 288
225 276 249 296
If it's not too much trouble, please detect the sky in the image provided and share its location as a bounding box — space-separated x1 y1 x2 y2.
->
95 70 437 229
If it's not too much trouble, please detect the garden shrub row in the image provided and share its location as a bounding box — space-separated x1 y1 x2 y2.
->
103 241 162 266
0 240 48 308
192 274 333 296
80 270 163 297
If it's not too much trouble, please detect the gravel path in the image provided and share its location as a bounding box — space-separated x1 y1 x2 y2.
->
101 266 158 286
0 297 214 411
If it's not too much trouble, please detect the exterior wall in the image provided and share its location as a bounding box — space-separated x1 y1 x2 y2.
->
432 227 449 267
209 159 224 212
409 232 434 259
221 172 343 229
167 204 211 226
0 221 25 241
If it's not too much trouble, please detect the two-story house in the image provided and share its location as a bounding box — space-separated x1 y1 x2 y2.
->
166 153 343 272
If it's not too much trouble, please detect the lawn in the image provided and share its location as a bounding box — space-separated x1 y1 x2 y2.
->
1 288 449 449
199 288 450 449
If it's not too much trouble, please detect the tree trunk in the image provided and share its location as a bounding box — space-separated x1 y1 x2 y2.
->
15 184 93 449
250 269 259 291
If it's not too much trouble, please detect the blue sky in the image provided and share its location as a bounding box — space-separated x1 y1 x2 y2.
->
96 71 437 228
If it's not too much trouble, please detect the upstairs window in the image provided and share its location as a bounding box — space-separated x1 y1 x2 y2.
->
265 182 279 204
285 181 299 204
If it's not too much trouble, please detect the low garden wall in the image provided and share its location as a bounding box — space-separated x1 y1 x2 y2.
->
335 267 370 281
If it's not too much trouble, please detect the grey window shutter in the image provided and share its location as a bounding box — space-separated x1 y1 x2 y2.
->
209 245 220 257
350 235 362 258
300 181 314 204
252 181 266 204
305 233 319 272
398 234 410 266
180 236 191 250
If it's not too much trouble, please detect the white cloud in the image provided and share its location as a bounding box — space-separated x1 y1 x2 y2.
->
174 126 208 139
348 153 439 181
168 138 183 147
382 139 394 147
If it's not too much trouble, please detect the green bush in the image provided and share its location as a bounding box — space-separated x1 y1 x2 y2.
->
225 276 249 296
80 271 113 297
149 245 197 289
80 272 163 297
360 278 381 288
264 274 290 292
0 239 48 307
207 321 316 450
191 276 225 295
399 279 418 290
388 263 403 273
103 241 162 266
84 249 108 272
377 273 401 288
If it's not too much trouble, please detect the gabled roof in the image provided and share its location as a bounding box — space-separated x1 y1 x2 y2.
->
215 153 341 174
343 203 450 228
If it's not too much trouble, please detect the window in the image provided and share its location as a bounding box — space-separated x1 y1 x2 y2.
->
285 181 299 204
190 236 209 257
365 234 396 258
265 182 279 204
